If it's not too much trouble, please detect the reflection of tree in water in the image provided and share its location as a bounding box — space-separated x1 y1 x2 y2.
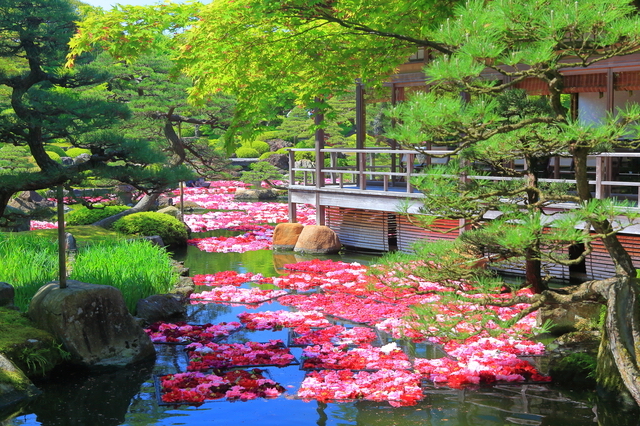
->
25 360 157 426
321 385 638 426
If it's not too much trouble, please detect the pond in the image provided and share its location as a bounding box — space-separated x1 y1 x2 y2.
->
4 242 639 426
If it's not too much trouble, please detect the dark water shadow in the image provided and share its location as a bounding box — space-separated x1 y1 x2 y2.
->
13 360 155 426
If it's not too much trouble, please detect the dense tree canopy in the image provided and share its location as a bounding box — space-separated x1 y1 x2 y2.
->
0 0 196 222
67 0 461 139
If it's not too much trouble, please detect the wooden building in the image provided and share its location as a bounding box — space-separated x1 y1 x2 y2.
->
287 50 640 281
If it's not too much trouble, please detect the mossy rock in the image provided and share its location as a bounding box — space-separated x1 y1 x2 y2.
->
0 354 40 416
0 308 65 378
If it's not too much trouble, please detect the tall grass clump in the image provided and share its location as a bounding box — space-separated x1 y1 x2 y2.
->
0 233 58 310
70 239 179 313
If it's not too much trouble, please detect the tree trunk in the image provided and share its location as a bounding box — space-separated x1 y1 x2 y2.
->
92 193 161 228
596 276 640 405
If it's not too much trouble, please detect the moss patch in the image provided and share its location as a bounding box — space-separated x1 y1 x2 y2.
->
0 308 65 377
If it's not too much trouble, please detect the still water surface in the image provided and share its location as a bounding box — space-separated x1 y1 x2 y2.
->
5 242 640 426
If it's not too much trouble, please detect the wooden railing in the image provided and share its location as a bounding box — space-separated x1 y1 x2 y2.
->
288 148 640 202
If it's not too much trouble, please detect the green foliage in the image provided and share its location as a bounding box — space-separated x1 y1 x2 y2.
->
241 140 270 155
255 131 285 142
0 145 33 170
0 232 179 313
240 161 286 185
45 151 62 163
68 0 450 143
65 205 130 226
259 151 277 160
43 145 67 157
0 0 196 222
64 147 91 158
69 239 179 313
112 212 189 247
0 308 65 378
0 233 59 310
235 147 260 158
552 352 597 388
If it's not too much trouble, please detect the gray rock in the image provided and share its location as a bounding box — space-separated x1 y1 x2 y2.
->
60 156 73 165
140 235 165 247
295 159 314 169
234 188 280 201
266 153 289 171
27 280 155 368
536 301 602 335
7 191 55 216
0 283 14 308
65 232 77 252
136 294 186 324
157 206 182 221
265 138 293 151
0 354 40 412
157 195 174 208
72 153 91 164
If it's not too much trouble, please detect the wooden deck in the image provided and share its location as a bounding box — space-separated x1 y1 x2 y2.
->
287 148 640 280
288 148 640 219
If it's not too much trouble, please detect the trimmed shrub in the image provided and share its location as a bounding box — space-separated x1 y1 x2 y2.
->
259 151 278 160
112 212 188 247
235 147 260 158
66 205 130 226
242 140 270 155
43 145 67 157
65 147 91 158
255 131 284 142
45 151 62 163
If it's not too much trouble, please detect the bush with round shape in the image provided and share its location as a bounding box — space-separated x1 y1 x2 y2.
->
45 151 62 163
65 147 91 158
259 151 278 160
242 140 270 155
112 212 189 247
43 145 67 157
66 205 130 226
235 147 260 158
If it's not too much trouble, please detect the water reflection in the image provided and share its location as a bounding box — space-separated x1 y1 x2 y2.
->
15 361 155 426
5 247 640 426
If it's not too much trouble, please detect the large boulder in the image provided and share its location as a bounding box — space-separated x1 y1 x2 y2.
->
136 294 186 324
0 354 40 415
234 188 281 201
536 301 602 335
157 205 182 221
294 225 342 254
7 191 55 218
272 223 304 251
265 138 293 151
27 281 155 368
265 153 289 171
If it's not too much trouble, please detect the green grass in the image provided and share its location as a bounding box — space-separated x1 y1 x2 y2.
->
69 239 179 313
20 225 125 246
0 233 59 310
0 232 179 313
